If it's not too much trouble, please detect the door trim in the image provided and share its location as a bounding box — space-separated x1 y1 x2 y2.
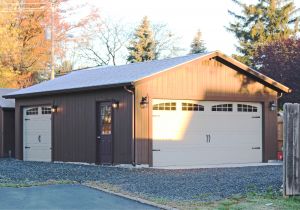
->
96 101 114 165
22 105 52 162
19 102 53 161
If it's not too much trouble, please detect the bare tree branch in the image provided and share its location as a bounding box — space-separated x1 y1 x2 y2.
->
152 23 184 59
79 18 130 66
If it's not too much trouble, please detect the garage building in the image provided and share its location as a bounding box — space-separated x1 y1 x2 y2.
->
4 51 290 167
0 89 16 158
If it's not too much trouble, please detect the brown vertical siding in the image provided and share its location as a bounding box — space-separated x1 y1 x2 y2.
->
134 58 278 165
0 109 15 158
15 87 133 164
0 109 3 157
264 102 278 160
3 109 15 157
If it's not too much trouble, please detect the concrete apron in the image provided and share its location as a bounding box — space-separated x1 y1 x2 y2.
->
54 161 282 170
151 162 282 170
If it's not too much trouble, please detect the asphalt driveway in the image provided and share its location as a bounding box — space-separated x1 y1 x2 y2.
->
0 184 158 210
0 159 282 201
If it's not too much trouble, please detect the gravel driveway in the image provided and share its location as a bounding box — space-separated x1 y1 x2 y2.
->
0 159 282 201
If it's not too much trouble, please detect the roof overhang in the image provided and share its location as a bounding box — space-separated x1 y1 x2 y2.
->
1 107 15 110
134 51 291 93
213 51 291 93
3 82 133 99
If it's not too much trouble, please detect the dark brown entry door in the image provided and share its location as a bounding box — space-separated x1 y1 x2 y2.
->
97 102 113 164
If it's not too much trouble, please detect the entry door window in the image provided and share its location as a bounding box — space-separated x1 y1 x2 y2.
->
100 105 112 135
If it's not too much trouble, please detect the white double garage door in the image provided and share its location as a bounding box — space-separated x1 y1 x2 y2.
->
23 106 52 162
152 100 262 167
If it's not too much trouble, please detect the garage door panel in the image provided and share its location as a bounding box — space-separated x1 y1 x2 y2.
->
206 149 261 163
153 142 210 150
208 132 261 145
153 150 217 167
25 138 51 144
153 132 207 144
203 117 260 131
154 147 261 167
152 100 262 167
25 127 51 133
25 119 51 125
25 137 51 146
26 146 51 150
24 120 51 127
24 148 51 162
154 143 260 152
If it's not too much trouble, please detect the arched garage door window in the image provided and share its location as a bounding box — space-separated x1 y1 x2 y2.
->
182 103 204 111
212 104 233 112
153 102 176 111
26 107 38 115
237 104 258 112
42 107 52 114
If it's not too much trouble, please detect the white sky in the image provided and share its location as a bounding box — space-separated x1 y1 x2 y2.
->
87 0 238 55
86 0 300 56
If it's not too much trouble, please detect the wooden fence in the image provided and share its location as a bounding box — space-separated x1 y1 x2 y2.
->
283 103 300 196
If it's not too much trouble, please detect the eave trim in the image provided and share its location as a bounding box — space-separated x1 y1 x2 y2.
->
3 82 132 99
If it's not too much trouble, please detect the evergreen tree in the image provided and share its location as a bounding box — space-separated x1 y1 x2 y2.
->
127 16 156 63
227 0 299 66
189 30 207 54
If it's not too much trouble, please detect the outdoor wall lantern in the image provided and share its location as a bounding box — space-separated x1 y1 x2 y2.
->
269 101 277 111
51 104 58 113
112 100 119 109
140 96 149 108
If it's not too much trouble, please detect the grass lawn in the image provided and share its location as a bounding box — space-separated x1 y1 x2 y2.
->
85 182 300 210
0 180 76 188
154 194 300 210
150 192 300 210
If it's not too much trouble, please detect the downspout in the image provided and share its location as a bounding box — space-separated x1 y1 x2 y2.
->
123 85 136 166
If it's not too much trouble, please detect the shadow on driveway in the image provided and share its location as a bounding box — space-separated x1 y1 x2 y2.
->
0 184 158 210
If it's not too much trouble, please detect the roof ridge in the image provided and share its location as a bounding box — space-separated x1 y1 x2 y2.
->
71 53 208 73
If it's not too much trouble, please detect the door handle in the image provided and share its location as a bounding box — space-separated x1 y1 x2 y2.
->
97 136 101 139
152 149 160 151
25 146 31 149
252 147 261 150
38 135 41 143
206 135 211 143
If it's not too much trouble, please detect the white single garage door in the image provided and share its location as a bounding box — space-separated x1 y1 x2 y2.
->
152 100 262 167
23 106 52 162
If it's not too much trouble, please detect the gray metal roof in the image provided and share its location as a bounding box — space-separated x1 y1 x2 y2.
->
0 89 17 108
4 52 213 98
